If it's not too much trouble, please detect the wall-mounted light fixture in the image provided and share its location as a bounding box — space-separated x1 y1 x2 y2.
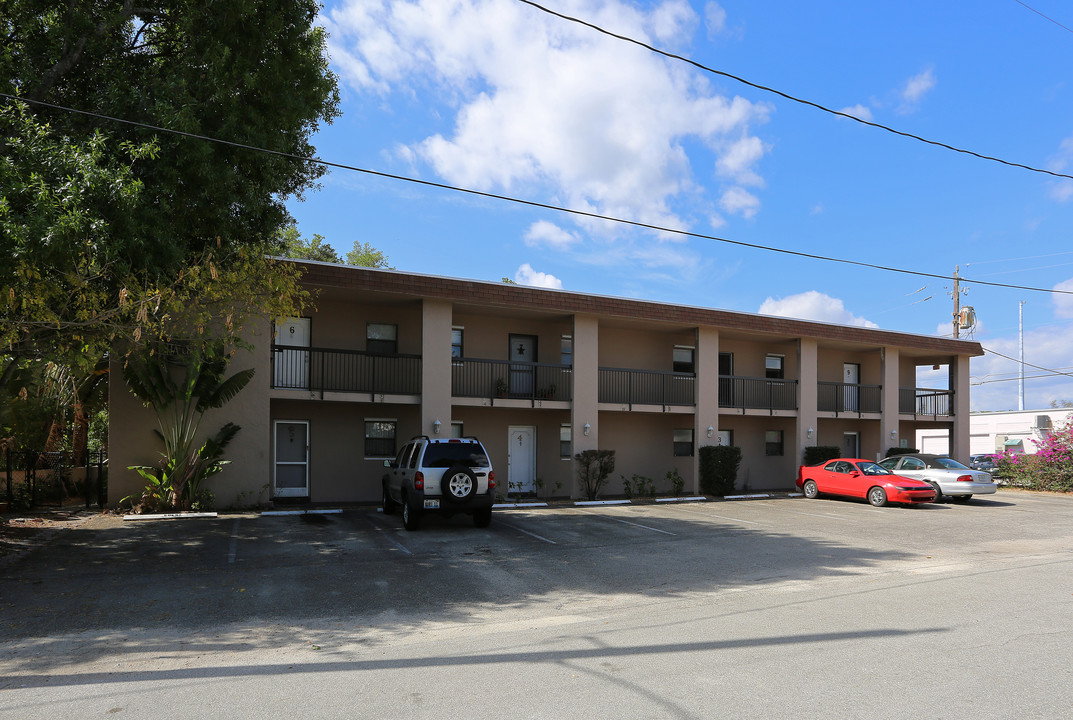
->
583 423 591 436
433 418 442 434
707 425 714 438
807 427 814 439
890 429 898 440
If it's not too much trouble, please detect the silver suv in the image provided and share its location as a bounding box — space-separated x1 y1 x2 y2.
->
382 436 496 530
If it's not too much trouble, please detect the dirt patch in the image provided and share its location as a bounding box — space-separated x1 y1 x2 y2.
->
0 510 103 566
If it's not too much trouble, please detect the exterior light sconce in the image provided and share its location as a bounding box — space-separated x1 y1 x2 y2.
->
890 429 898 440
583 423 591 436
433 419 441 434
807 427 814 439
707 426 714 438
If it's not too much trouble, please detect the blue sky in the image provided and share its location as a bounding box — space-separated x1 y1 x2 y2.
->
286 0 1073 412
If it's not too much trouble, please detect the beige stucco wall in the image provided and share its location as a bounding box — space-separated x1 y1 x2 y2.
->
270 399 421 503
714 415 797 491
598 326 695 372
815 348 881 384
718 338 798 378
108 316 273 508
595 411 696 495
450 406 573 499
452 311 571 363
308 298 423 354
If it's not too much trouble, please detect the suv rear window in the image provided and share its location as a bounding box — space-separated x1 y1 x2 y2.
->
422 443 490 468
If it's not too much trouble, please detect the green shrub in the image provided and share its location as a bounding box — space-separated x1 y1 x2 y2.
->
803 445 841 466
699 445 741 496
575 449 616 501
999 419 1073 491
666 467 685 497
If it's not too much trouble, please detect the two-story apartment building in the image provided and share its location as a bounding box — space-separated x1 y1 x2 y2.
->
109 261 984 506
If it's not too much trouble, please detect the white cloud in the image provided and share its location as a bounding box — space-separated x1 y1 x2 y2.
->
719 187 760 219
839 104 874 122
969 324 1073 411
515 263 563 289
524 220 581 250
898 68 936 112
758 291 879 328
324 0 770 233
1054 277 1073 318
1047 135 1073 202
705 2 727 36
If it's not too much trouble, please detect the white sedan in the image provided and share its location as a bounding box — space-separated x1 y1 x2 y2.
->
878 454 997 502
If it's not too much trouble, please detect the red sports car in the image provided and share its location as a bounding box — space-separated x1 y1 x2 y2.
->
796 458 937 507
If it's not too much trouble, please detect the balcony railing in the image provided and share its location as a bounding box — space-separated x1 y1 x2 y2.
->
453 358 573 401
271 346 421 395
900 387 953 416
598 368 695 407
719 375 798 411
818 381 882 414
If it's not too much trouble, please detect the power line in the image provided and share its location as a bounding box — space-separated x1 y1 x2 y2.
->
5 91 1073 298
981 345 1073 381
1015 0 1073 35
517 0 1073 182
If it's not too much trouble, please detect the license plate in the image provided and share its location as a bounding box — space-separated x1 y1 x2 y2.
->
423 499 440 509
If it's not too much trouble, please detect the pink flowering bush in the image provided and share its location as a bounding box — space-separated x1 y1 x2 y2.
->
997 418 1073 492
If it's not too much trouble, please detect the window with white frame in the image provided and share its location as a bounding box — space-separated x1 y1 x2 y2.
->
561 335 573 366
451 421 464 438
765 354 784 380
364 419 397 458
367 323 398 355
560 424 572 458
673 428 694 457
765 430 784 456
673 346 695 374
451 327 464 360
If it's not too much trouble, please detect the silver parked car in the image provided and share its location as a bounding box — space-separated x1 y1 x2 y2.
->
878 453 996 502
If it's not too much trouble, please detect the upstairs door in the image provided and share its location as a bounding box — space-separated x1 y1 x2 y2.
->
719 352 734 407
843 363 860 412
274 318 311 388
508 334 537 397
274 420 309 498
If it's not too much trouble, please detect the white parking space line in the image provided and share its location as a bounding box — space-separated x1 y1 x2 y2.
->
577 509 677 535
228 518 240 564
497 520 557 544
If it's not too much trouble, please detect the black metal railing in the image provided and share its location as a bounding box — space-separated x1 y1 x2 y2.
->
900 387 953 416
598 368 695 406
453 358 573 401
271 346 422 395
818 381 882 414
3 450 108 510
719 375 798 411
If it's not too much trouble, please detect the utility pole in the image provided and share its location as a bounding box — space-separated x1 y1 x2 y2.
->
1019 300 1026 412
951 266 962 339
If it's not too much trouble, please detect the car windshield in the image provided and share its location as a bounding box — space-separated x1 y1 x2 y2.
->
932 457 969 469
857 461 891 475
423 443 491 468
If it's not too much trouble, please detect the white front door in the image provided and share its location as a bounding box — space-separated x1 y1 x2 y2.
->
843 362 860 412
275 317 311 388
508 426 536 494
843 431 860 459
274 421 309 497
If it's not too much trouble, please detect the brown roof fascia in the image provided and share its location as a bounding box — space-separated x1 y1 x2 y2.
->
292 261 984 357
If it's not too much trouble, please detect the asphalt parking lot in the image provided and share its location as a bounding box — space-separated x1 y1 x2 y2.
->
3 490 1073 719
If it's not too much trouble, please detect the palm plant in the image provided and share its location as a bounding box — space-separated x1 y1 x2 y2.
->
123 343 253 510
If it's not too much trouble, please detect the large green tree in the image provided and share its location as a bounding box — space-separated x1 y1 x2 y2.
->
1 0 339 382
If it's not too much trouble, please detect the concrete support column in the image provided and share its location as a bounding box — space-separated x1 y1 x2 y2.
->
571 314 599 499
421 299 453 439
880 347 901 460
951 354 971 461
796 338 818 464
694 326 719 495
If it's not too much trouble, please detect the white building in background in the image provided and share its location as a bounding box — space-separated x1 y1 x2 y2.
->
916 408 1073 457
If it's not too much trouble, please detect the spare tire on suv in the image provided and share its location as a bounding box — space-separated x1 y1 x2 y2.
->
381 436 496 531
